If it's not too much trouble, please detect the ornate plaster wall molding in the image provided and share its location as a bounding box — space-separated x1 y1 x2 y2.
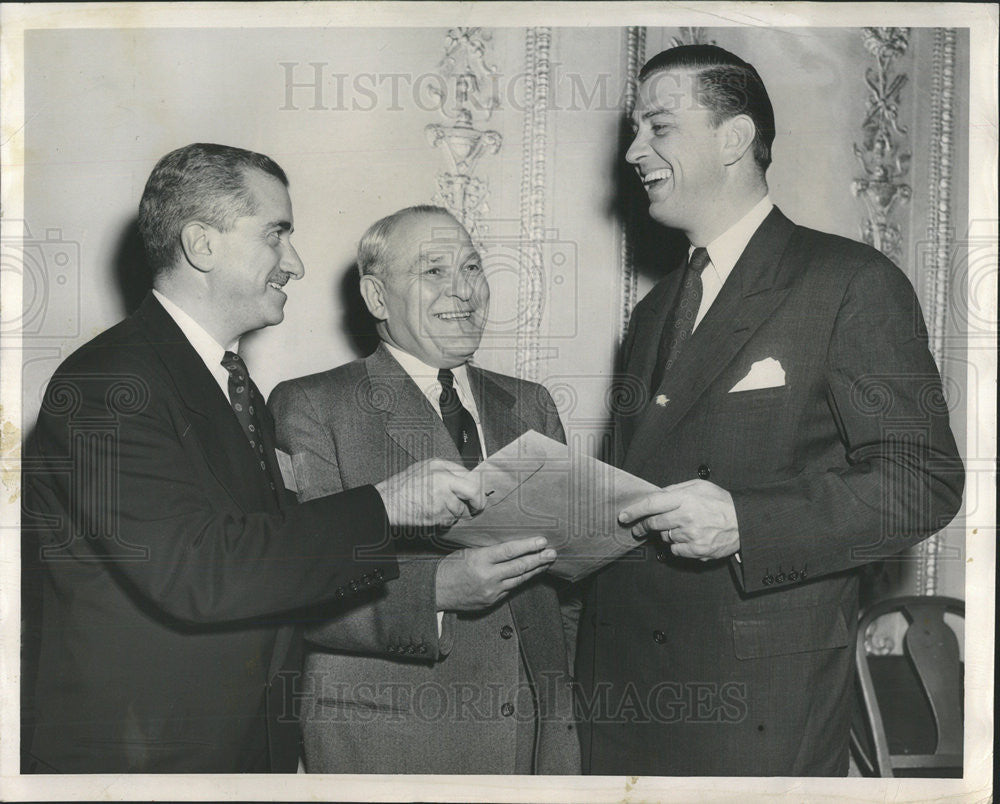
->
668 27 715 48
515 27 551 381
425 27 502 244
916 27 958 597
616 26 646 343
851 27 912 265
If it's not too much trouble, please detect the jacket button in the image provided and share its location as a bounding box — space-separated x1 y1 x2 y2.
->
800 569 808 580
775 573 785 583
500 625 514 639
374 568 384 581
405 645 415 654
697 464 711 480
501 702 515 717
788 570 799 581
656 548 669 563
361 573 371 585
418 644 428 654
335 587 345 598
762 575 773 586
349 580 359 592
653 630 666 644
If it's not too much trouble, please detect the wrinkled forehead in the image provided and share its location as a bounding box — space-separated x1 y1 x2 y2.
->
634 68 705 118
389 213 477 270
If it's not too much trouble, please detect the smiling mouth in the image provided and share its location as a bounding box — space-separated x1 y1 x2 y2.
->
435 310 474 322
641 168 672 189
267 280 287 292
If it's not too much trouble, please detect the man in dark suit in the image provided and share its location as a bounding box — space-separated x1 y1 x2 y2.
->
21 145 483 773
575 45 964 776
270 206 580 774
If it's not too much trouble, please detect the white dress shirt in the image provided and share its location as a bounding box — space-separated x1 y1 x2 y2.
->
383 343 489 630
692 195 774 330
152 289 238 398
383 343 488 461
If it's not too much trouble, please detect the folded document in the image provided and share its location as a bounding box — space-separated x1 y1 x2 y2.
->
445 430 659 582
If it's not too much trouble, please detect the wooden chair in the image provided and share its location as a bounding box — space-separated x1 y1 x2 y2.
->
852 595 964 777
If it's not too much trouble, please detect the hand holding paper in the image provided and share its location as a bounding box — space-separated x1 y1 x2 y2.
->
435 537 557 611
443 430 660 582
620 479 741 561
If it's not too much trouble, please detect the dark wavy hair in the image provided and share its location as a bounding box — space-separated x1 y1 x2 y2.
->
639 45 775 171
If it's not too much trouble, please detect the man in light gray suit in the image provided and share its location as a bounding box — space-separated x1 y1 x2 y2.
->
269 206 580 774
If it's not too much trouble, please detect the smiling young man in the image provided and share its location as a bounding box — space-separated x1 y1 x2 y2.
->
269 206 580 774
22 146 484 774
574 46 964 776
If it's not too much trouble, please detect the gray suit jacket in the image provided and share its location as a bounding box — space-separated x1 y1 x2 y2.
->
269 345 581 774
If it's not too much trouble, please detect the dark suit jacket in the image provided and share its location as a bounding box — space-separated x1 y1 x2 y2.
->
575 208 964 776
269 345 581 774
21 293 398 773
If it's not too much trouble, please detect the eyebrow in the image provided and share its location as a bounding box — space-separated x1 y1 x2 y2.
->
641 106 677 121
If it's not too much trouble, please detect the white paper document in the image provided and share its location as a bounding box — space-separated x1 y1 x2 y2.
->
445 430 660 582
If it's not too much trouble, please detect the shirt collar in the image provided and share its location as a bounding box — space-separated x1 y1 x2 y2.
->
152 288 238 368
695 195 774 278
383 342 474 401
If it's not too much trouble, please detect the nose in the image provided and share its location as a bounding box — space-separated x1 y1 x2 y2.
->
625 128 647 166
449 269 475 301
281 241 305 279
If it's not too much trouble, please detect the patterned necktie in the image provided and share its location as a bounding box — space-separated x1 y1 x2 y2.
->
437 368 483 469
649 246 712 394
221 350 278 495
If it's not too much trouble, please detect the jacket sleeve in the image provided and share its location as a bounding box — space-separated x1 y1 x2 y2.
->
25 365 397 627
731 253 965 593
269 379 447 662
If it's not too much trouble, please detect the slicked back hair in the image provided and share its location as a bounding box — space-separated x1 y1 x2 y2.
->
639 44 775 172
138 143 288 276
357 205 460 279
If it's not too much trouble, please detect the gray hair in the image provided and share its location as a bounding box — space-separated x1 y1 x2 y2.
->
138 143 288 275
357 205 459 279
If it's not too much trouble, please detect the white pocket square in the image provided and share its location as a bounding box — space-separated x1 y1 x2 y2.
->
729 357 785 392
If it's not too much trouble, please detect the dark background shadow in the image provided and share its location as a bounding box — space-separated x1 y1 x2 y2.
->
338 261 379 358
112 215 153 314
606 113 690 285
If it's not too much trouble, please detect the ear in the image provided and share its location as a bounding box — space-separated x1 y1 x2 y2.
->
359 274 388 321
179 221 216 273
721 114 757 166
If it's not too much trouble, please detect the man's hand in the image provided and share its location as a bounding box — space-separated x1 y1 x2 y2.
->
435 537 557 611
375 459 485 529
619 479 740 561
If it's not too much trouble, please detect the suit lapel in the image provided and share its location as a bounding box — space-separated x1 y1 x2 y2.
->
364 345 463 465
134 293 273 511
467 366 528 455
623 208 797 476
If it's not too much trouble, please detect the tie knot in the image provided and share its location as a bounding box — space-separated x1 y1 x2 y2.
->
437 368 456 391
221 350 247 378
688 247 711 275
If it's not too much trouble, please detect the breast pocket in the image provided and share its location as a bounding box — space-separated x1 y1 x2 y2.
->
705 386 793 480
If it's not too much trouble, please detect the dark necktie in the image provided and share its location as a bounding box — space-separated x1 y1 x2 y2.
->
437 368 483 469
649 246 712 394
221 350 278 495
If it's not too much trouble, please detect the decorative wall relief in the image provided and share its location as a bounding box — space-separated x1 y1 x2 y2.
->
851 27 912 265
425 27 502 244
515 27 551 382
917 27 958 597
668 27 715 48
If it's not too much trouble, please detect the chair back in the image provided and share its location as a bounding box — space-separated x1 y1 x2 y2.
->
854 595 964 777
